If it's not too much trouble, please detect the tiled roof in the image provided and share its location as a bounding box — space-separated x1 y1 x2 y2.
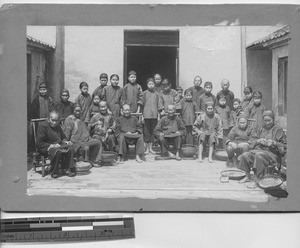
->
27 35 55 50
247 25 289 48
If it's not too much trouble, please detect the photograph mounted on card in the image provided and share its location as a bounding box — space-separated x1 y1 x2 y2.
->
0 4 299 212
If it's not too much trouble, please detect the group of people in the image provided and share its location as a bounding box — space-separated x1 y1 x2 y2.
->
29 71 287 188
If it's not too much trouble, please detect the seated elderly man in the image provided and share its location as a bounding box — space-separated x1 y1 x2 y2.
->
238 110 287 188
226 115 257 167
88 101 117 152
36 111 76 178
64 104 102 166
115 104 145 163
154 104 186 160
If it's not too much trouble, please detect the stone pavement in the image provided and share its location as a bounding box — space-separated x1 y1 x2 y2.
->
27 153 271 203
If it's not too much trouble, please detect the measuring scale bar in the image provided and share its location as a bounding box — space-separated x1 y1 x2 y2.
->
1 216 135 242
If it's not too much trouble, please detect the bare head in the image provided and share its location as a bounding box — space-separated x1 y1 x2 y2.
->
99 101 108 114
48 111 60 127
122 104 131 117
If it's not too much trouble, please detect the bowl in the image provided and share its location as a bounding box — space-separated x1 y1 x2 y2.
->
214 149 228 161
101 151 117 164
181 145 197 158
75 161 92 173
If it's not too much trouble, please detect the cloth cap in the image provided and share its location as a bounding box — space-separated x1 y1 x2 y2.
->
205 101 215 108
39 82 47 89
204 81 213 88
243 86 252 94
128 70 137 76
79 81 88 89
176 86 183 92
61 88 70 96
99 73 108 79
162 79 170 85
218 94 226 100
262 110 275 120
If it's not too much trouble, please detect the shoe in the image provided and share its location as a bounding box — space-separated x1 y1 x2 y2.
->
65 170 76 177
51 173 59 179
175 156 182 161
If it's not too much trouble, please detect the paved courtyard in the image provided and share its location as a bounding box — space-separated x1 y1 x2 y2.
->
27 152 276 203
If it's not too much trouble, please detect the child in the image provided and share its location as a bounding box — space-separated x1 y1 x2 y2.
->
176 86 184 102
103 74 123 117
90 117 106 142
193 102 223 163
245 91 266 132
142 78 163 154
54 88 74 119
154 73 163 93
121 70 143 113
181 89 199 145
92 73 108 100
29 82 54 120
159 79 181 115
197 81 216 111
216 79 235 110
187 76 205 103
74 81 92 122
85 94 101 123
215 95 231 148
230 98 243 127
240 86 253 113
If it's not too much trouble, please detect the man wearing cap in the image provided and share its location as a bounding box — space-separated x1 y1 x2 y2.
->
238 110 287 188
88 101 117 152
64 105 102 165
154 105 186 160
36 110 76 178
187 76 205 104
193 102 223 163
92 73 109 100
225 115 256 167
29 82 54 120
115 104 145 163
54 88 74 120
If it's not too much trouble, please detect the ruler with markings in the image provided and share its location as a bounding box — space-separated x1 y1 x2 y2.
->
0 216 135 242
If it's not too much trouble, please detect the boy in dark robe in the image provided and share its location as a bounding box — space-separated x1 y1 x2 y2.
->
159 79 181 115
187 76 205 104
102 74 123 117
121 70 143 113
238 110 287 188
216 79 235 110
29 82 54 120
54 89 74 120
92 73 108 100
115 104 145 164
36 111 76 178
215 95 231 148
84 94 101 123
154 105 186 160
230 98 243 127
240 86 253 113
245 91 266 132
142 78 163 154
176 86 184 103
154 73 163 93
193 102 223 163
180 89 199 145
74 81 92 122
197 81 216 112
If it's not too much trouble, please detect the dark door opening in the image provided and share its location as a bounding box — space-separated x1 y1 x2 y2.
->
126 46 177 90
124 30 179 91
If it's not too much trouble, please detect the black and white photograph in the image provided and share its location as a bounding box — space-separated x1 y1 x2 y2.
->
26 24 288 203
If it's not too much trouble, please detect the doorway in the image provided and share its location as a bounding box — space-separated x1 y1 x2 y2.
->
124 30 179 90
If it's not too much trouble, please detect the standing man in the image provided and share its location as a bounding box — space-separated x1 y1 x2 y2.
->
92 73 109 100
187 76 205 104
36 111 76 178
154 105 186 160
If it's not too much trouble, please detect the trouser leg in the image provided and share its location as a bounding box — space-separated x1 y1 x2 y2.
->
50 150 62 174
238 151 255 173
135 137 145 155
157 136 169 156
117 134 128 156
